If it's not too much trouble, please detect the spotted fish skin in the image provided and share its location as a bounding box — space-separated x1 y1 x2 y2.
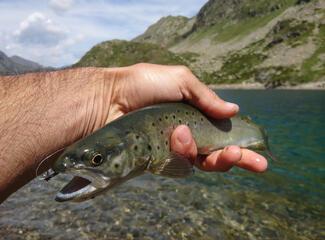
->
109 103 267 175
52 102 269 202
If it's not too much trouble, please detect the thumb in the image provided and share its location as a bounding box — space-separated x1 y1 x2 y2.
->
170 125 197 164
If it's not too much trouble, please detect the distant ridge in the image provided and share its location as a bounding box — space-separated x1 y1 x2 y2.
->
0 50 48 76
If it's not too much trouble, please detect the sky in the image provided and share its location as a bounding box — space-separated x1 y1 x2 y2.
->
0 0 208 67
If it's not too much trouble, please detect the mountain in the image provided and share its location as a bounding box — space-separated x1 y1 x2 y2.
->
76 0 324 88
0 51 45 75
133 16 195 47
10 55 43 70
74 40 186 68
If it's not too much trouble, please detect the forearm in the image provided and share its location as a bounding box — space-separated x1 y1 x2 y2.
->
0 68 116 202
0 63 268 203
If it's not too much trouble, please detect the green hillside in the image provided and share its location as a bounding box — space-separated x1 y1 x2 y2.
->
203 18 324 88
76 0 324 88
74 40 186 68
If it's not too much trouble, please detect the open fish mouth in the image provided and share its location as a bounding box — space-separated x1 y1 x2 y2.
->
55 169 110 202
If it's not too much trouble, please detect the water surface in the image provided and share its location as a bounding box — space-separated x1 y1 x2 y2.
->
0 90 324 240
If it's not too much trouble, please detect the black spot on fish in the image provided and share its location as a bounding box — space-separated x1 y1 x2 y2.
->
157 146 160 150
148 145 152 151
114 163 120 169
134 145 138 151
178 119 182 124
192 112 195 116
165 116 168 120
159 118 162 122
135 135 140 140
160 130 164 135
185 111 189 115
152 123 155 127
177 110 180 113
165 141 168 146
201 117 204 122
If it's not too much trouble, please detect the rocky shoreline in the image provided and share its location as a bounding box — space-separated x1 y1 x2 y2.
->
209 80 325 90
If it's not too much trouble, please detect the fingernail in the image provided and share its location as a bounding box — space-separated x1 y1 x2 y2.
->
255 157 268 172
177 127 191 145
225 102 239 112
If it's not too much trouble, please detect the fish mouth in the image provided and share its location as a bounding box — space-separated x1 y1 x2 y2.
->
55 168 110 202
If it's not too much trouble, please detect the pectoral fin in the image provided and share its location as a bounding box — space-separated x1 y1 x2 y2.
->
151 152 194 178
198 146 222 155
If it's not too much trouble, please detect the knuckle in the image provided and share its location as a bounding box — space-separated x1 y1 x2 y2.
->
175 65 192 76
173 65 197 90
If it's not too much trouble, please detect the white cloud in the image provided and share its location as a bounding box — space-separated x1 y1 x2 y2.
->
49 0 74 12
5 33 85 67
14 12 67 46
0 0 208 67
4 11 84 67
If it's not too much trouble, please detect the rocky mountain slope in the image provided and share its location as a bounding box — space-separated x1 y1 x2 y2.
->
76 0 324 88
0 51 45 75
133 16 195 47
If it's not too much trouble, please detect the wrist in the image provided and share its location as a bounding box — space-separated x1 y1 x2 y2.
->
0 67 119 201
34 67 120 162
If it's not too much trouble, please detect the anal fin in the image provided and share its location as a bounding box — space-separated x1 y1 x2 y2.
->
151 152 194 178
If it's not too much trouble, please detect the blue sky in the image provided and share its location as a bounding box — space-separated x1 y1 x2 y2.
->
0 0 208 67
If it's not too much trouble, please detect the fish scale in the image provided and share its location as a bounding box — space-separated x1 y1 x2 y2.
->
107 103 264 166
52 102 270 202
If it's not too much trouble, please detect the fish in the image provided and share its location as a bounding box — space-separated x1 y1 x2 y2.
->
51 102 270 202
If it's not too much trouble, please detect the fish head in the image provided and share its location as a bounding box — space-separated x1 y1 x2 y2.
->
52 130 141 202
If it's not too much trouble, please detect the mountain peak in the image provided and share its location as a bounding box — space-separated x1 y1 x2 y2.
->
10 55 43 69
0 51 45 76
133 15 195 47
194 0 291 29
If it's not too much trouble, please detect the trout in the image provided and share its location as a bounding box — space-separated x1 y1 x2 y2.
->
51 102 270 202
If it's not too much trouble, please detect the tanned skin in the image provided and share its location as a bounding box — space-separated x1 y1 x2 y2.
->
0 64 267 203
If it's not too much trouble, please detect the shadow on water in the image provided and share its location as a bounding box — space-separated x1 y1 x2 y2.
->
0 90 324 240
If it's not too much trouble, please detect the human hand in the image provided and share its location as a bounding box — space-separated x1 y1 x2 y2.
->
104 63 267 173
0 63 267 202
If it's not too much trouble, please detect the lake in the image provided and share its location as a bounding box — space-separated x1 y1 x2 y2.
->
0 90 324 240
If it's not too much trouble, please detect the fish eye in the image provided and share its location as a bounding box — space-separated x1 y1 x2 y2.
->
91 154 103 166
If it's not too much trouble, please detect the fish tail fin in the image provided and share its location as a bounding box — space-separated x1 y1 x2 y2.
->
260 128 278 162
265 148 278 162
